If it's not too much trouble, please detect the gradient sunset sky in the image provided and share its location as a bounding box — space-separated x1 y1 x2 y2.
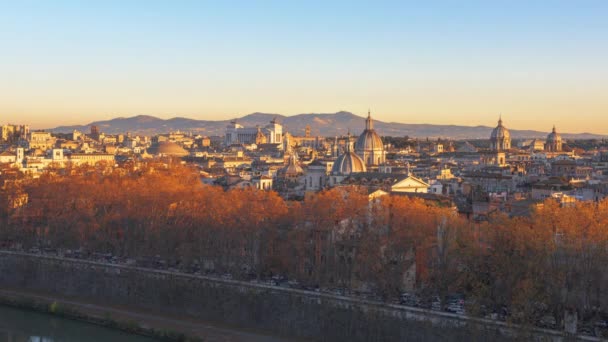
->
2 1 607 133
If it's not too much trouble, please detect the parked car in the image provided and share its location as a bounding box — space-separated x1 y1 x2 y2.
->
445 294 465 314
538 315 557 329
399 292 421 307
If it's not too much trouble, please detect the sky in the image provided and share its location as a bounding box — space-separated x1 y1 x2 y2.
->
1 1 607 133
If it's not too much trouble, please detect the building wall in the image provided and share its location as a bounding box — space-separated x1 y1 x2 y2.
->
28 132 54 150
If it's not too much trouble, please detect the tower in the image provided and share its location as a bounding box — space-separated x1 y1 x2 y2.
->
16 148 24 165
90 125 100 141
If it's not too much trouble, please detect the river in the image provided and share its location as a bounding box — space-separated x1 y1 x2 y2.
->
0 304 295 342
0 305 157 342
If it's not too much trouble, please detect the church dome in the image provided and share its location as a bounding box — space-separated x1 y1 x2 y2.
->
490 116 512 151
354 111 386 167
546 126 561 143
148 141 189 157
545 125 563 152
332 136 367 175
332 151 367 175
355 111 384 152
282 153 303 177
490 118 510 140
355 130 383 152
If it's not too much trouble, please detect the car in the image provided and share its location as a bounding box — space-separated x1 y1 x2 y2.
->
446 303 465 315
578 325 595 336
445 295 465 315
330 288 346 296
538 315 557 329
422 296 442 311
594 320 608 328
399 292 421 307
270 275 287 286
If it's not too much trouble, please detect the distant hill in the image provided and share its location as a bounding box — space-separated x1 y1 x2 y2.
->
49 112 606 140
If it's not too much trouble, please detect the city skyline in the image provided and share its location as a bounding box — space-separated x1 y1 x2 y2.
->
2 1 608 133
35 112 608 139
4 2 608 340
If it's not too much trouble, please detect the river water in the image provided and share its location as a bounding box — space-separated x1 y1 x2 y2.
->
0 306 157 342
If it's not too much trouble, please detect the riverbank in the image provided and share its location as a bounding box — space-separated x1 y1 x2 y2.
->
0 288 293 342
1 251 595 342
0 288 200 341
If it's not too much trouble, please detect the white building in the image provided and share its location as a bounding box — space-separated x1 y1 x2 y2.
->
391 175 430 193
252 176 273 190
225 118 283 146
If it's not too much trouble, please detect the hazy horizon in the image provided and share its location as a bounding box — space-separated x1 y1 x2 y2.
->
38 111 605 136
2 1 607 133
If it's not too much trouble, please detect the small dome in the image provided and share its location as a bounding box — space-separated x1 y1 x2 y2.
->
148 141 189 157
282 153 303 177
332 151 366 175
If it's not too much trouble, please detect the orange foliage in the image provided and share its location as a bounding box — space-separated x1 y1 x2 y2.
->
2 164 608 320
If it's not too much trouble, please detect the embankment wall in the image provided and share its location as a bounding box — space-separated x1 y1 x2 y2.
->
0 251 578 341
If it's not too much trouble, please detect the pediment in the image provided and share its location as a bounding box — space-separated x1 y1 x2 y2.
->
391 176 430 190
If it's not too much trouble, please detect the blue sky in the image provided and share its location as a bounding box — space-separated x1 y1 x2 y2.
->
1 1 607 132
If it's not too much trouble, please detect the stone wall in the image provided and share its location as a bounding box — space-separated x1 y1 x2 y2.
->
0 251 574 341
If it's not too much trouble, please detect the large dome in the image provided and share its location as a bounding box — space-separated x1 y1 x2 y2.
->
354 111 386 166
355 130 383 151
148 141 189 157
332 151 366 175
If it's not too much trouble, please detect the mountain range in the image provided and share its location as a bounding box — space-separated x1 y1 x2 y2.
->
49 112 605 140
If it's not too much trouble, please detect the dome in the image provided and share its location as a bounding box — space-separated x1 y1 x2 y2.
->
545 125 563 152
332 151 366 175
282 153 303 177
490 116 512 151
148 141 189 157
355 130 383 151
354 111 386 167
332 137 367 175
546 126 561 143
490 118 510 140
